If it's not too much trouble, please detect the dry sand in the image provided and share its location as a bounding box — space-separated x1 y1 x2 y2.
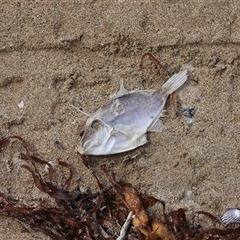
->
1 1 240 239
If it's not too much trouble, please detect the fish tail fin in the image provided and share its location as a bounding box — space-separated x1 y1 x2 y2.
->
162 70 188 94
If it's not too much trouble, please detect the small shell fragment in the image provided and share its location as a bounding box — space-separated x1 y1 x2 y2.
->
17 100 24 109
182 190 193 201
44 161 54 173
221 208 240 225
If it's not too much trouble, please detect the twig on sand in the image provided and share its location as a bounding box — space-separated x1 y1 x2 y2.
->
117 211 134 240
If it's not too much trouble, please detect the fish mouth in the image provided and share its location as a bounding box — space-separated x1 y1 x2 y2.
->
78 118 115 155
78 144 85 155
78 128 103 155
78 137 93 155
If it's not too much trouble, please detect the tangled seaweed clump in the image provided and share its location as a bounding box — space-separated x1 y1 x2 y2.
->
1 136 240 239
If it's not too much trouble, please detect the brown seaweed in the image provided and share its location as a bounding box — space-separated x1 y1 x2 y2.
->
1 136 240 239
0 136 134 239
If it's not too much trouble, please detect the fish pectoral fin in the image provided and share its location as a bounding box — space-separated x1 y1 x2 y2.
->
148 119 165 133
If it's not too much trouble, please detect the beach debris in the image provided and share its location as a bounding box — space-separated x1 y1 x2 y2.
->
17 100 24 109
3 136 240 239
124 189 173 240
78 55 188 155
117 211 134 240
182 106 195 124
221 208 240 225
182 189 193 201
0 136 132 239
54 140 64 149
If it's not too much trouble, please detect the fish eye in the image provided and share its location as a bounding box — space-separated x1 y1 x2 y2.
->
91 119 102 130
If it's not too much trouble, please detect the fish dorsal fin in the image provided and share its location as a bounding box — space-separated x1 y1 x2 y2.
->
119 79 128 95
70 104 90 117
111 79 129 98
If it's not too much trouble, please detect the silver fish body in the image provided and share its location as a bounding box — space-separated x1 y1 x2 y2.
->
78 70 188 155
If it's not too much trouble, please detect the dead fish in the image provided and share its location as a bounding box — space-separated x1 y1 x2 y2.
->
78 70 188 155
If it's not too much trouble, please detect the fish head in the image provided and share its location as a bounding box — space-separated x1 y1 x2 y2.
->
78 116 148 155
78 117 113 155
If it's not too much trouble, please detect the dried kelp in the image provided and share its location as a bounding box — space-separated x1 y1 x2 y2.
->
1 136 240 239
0 136 132 239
